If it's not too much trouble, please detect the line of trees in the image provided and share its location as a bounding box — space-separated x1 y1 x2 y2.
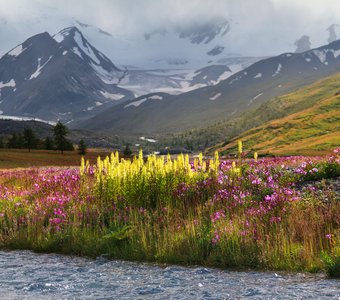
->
0 121 87 154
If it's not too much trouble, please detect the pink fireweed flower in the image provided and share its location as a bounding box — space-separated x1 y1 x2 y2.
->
251 178 262 185
211 210 226 223
325 234 332 240
212 232 220 245
269 216 282 223
309 168 318 173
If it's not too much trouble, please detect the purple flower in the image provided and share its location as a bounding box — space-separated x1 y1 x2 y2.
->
325 234 332 240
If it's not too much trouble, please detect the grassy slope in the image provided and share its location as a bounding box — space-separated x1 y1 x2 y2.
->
161 73 340 152
208 74 340 156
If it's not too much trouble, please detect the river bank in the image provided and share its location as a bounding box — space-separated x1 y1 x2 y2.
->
1 250 339 299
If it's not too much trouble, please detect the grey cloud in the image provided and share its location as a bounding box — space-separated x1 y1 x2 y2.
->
1 0 340 56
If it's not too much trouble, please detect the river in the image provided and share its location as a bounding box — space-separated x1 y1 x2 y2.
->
0 251 339 299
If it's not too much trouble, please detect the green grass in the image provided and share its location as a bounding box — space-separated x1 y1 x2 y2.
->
158 73 340 154
207 74 340 156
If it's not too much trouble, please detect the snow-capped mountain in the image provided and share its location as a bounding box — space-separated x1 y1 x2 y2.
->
0 27 134 122
76 38 340 134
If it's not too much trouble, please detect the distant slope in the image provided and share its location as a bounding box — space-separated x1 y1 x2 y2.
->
0 119 53 138
77 39 340 134
208 74 340 156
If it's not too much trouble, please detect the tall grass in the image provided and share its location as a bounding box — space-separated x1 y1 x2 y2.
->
0 148 339 275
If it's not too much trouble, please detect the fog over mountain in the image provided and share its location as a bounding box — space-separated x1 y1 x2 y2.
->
1 0 340 68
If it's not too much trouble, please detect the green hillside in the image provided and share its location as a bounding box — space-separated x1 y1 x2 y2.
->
208 74 340 156
161 73 340 152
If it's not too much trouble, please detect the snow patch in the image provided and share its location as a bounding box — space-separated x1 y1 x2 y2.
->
53 30 69 43
254 73 262 79
305 58 311 62
124 95 163 108
72 47 83 59
95 101 103 106
125 98 148 108
329 49 340 58
248 93 263 106
253 93 263 100
0 79 16 88
73 30 100 64
8 44 25 57
219 70 232 81
229 75 242 85
100 91 124 100
92 63 122 85
313 50 327 63
272 63 282 77
140 136 157 143
65 120 74 125
286 53 292 57
209 93 221 101
62 50 68 55
148 95 163 100
29 56 53 80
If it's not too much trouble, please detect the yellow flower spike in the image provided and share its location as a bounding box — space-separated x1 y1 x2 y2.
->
85 159 89 173
254 151 258 162
199 153 203 166
194 158 198 170
238 140 243 155
80 156 85 176
214 151 219 171
185 154 189 170
232 161 236 169
209 159 213 171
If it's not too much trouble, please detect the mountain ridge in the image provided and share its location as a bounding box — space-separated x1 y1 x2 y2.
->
76 38 340 135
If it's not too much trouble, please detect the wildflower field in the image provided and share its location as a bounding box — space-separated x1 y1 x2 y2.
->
0 146 339 276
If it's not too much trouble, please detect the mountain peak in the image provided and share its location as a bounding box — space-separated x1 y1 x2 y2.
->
53 26 83 43
52 26 119 73
0 27 133 123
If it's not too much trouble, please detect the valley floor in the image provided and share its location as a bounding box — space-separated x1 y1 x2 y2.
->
0 149 113 169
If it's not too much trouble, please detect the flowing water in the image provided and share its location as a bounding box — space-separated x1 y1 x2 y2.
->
0 251 339 299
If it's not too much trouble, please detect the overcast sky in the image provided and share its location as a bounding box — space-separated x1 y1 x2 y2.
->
1 0 340 58
1 0 340 35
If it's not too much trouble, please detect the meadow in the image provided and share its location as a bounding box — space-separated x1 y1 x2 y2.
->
0 148 113 169
0 145 339 277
